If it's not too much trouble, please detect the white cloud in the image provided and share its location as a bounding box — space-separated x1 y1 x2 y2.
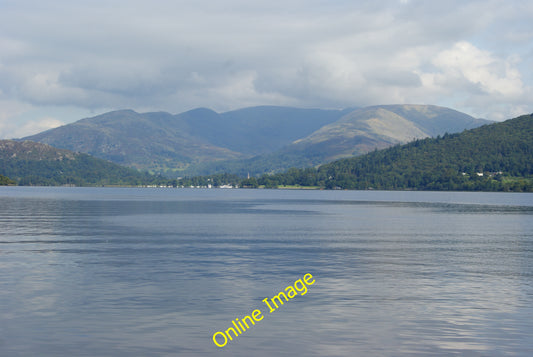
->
432 42 524 97
418 41 530 120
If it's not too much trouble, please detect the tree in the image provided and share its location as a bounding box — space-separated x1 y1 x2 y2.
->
0 174 16 185
240 177 259 188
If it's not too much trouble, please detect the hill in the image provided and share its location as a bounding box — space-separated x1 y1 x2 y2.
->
286 104 489 162
182 106 349 155
21 109 244 172
21 105 490 176
0 140 159 186
22 106 346 173
182 105 491 176
255 113 533 192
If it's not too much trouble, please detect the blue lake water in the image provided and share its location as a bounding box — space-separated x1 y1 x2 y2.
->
1 187 533 356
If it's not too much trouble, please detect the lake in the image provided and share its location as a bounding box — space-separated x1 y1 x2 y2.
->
1 187 532 356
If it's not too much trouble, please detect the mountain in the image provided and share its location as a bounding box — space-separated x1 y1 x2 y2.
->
287 104 489 161
0 140 158 186
22 109 244 172
181 106 350 155
255 113 533 191
21 104 490 176
182 105 492 176
22 106 347 173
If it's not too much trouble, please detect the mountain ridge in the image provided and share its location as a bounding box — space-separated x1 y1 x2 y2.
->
178 104 492 176
286 104 488 162
21 104 492 175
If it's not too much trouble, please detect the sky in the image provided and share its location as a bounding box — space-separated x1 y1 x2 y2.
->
1 0 532 139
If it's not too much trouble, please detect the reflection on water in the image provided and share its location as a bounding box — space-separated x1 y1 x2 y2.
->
1 187 532 356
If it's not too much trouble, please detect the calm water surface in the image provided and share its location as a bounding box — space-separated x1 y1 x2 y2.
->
1 187 532 356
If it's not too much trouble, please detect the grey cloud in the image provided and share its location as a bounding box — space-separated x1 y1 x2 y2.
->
365 69 422 88
0 0 532 133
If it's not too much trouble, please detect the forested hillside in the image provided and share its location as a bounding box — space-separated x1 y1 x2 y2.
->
0 140 160 186
252 114 533 192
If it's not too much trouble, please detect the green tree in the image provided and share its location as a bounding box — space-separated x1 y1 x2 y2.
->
0 174 16 185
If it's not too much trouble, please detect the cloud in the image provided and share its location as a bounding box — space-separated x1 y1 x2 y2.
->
0 108 65 139
11 117 65 138
0 99 32 139
432 42 524 97
0 0 532 136
419 41 530 120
